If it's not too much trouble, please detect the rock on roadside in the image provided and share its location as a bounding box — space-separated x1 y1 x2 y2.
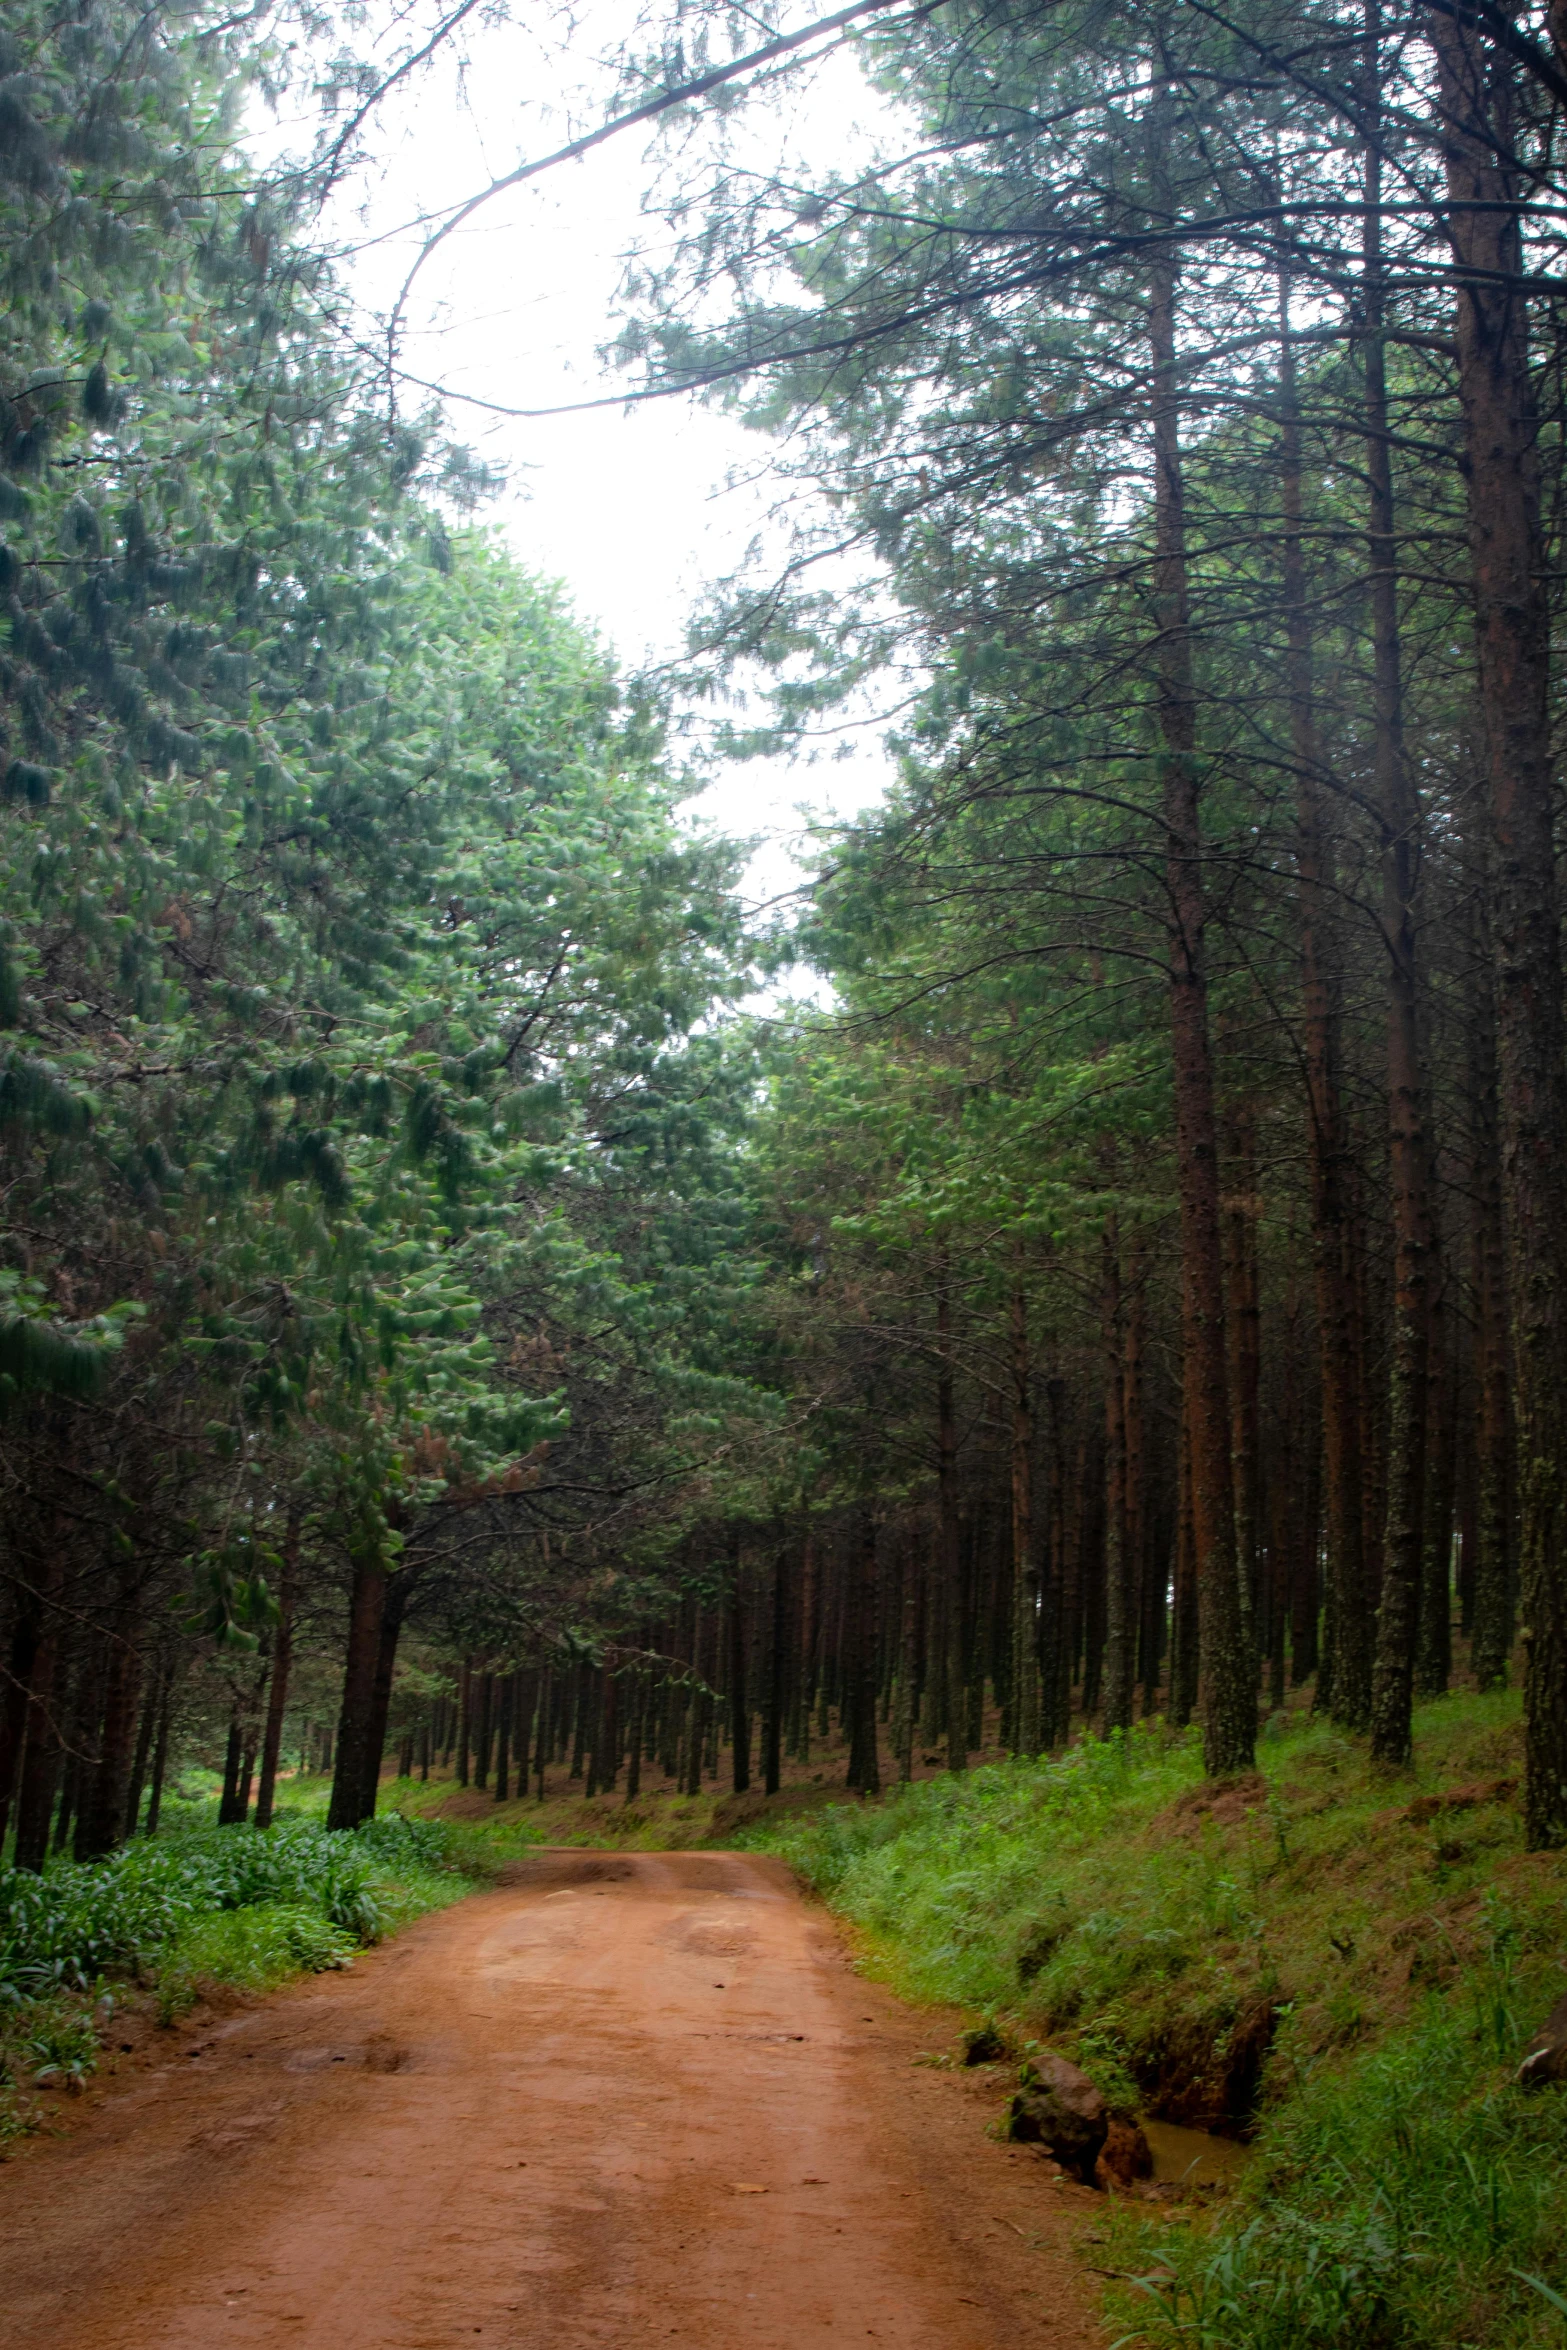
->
1519 1994 1567 2089
1005 2051 1108 2183
1096 2115 1154 2190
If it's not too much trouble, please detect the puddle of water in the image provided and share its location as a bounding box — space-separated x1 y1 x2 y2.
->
1143 2118 1252 2189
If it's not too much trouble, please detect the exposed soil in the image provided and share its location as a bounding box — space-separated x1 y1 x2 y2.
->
0 1851 1104 2350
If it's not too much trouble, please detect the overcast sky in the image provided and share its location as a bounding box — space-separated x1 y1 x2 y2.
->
273 3 905 913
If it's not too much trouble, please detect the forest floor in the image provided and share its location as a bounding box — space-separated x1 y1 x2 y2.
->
0 1846 1105 2350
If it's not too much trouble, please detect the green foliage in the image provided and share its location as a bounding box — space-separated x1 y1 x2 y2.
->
154 1901 357 2019
10 1991 104 2090
1107 1986 1567 2349
0 1814 456 1999
0 0 774 1758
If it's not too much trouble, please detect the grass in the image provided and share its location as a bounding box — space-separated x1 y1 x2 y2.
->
738 1690 1567 2350
0 1806 477 2146
372 1768 793 1854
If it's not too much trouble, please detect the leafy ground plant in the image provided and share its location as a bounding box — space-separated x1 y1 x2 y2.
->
154 1902 360 2021
0 1813 473 2134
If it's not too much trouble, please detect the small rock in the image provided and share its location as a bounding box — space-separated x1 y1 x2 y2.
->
1096 2116 1154 2190
1519 1994 1567 2089
1005 2052 1108 2183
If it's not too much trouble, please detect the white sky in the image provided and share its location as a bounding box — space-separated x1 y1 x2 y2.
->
273 3 906 916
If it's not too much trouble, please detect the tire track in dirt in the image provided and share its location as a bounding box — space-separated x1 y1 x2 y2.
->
0 1850 1103 2350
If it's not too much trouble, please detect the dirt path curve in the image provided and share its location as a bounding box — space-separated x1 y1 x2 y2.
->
0 1850 1103 2350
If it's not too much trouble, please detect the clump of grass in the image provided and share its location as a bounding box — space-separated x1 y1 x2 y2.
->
0 1984 108 2144
381 1768 754 1854
1105 1955 1567 2348
155 1902 358 2021
0 1812 459 2000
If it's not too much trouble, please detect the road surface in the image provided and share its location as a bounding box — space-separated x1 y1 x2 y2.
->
0 1849 1102 2350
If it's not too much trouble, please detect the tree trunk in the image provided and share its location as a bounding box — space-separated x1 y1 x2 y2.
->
79 1595 141 1860
624 1675 643 1805
684 1619 707 1799
763 1538 786 1797
1101 1218 1135 1732
728 1531 750 1795
1416 1266 1456 1696
124 1657 161 1841
0 1575 46 1852
1468 907 1514 1690
326 1549 389 1831
145 1675 173 1836
1169 1392 1200 1730
1009 1276 1041 1754
1148 101 1253 1776
1124 1246 1150 1714
534 1666 551 1801
477 1669 495 1790
355 1574 408 1822
937 1285 966 1772
570 1661 590 1782
218 1704 246 1825
237 1719 258 1824
1432 11 1567 1843
1279 251 1368 1728
494 1671 513 1802
1224 1110 1261 1661
1364 35 1434 1769
456 1656 472 1787
1040 1379 1070 1746
846 1515 881 1795
253 1511 298 1830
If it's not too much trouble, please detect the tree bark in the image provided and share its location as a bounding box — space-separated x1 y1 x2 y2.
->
326 1548 389 1830
728 1530 751 1795
1278 250 1368 1724
456 1656 472 1787
1148 96 1253 1776
355 1573 408 1822
1468 902 1514 1690
253 1510 299 1830
1224 1110 1261 1661
79 1594 141 1860
846 1514 881 1794
1009 1276 1041 1754
218 1703 246 1825
1101 1218 1135 1733
144 1674 172 1836
494 1671 513 1802
1416 1265 1456 1696
763 1537 786 1796
1431 12 1567 1844
0 1574 45 1852
936 1284 967 1772
1364 25 1435 1768
124 1657 161 1841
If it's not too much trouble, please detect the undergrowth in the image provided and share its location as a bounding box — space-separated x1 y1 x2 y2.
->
743 1690 1567 2350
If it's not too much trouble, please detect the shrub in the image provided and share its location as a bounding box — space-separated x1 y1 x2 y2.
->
155 1902 358 2019
0 1814 457 2000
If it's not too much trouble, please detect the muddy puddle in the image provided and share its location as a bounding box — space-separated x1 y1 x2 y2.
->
1142 2118 1252 2190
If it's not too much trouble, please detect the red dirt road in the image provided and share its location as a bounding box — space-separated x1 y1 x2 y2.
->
0 1850 1103 2350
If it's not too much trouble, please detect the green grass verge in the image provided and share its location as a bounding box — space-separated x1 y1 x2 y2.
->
373 1768 782 1854
740 1691 1567 2350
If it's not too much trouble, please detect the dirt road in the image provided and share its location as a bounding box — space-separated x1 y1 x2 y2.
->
0 1850 1103 2350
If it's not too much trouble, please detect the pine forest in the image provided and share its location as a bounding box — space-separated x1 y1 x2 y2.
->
3 4 1567 2346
